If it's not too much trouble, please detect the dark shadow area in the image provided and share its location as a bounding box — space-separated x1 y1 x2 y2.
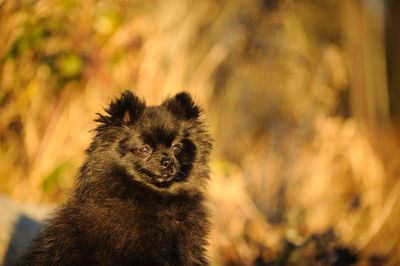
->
3 215 42 266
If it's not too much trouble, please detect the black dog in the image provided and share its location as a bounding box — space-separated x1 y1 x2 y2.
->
18 91 212 265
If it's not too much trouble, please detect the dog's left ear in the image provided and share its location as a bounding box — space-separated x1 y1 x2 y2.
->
96 91 146 127
163 92 200 120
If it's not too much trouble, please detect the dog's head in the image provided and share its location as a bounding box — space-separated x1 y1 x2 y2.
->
90 91 210 191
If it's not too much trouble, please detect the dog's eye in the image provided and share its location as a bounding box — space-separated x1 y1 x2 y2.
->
138 146 152 155
171 145 182 155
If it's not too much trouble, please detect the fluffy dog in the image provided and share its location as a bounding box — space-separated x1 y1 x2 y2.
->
18 91 212 266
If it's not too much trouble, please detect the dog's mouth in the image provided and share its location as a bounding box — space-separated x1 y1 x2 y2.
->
154 168 176 184
161 167 176 178
151 175 175 188
134 163 181 188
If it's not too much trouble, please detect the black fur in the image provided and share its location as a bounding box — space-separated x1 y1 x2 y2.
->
18 91 212 266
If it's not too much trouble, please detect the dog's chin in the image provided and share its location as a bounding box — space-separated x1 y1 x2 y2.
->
153 176 174 187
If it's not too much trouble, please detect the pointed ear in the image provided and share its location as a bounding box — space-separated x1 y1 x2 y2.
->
163 92 200 120
96 91 145 126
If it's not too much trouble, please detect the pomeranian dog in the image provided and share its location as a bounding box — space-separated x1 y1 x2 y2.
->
18 91 212 265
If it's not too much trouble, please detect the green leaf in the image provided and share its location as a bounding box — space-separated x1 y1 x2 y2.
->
58 53 83 78
41 161 71 193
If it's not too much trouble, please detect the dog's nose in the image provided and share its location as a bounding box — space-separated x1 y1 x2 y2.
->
161 158 174 168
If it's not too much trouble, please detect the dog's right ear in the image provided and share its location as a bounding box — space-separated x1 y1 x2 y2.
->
96 91 146 127
162 92 200 120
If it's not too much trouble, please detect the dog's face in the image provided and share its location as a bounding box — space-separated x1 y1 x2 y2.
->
92 91 209 190
118 105 197 188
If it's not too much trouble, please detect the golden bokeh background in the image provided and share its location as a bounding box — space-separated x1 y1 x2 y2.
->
1 0 400 264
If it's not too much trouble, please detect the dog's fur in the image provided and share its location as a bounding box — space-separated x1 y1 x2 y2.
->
18 91 212 266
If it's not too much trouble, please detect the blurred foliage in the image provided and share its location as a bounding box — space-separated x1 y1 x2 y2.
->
1 0 400 265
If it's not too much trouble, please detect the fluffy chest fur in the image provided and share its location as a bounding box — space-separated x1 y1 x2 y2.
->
51 189 209 265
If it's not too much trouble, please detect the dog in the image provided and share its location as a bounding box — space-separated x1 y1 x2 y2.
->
18 91 212 265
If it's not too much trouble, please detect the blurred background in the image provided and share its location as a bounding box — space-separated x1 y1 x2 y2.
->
1 0 400 265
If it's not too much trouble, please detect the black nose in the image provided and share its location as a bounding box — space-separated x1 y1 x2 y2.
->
161 158 174 168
